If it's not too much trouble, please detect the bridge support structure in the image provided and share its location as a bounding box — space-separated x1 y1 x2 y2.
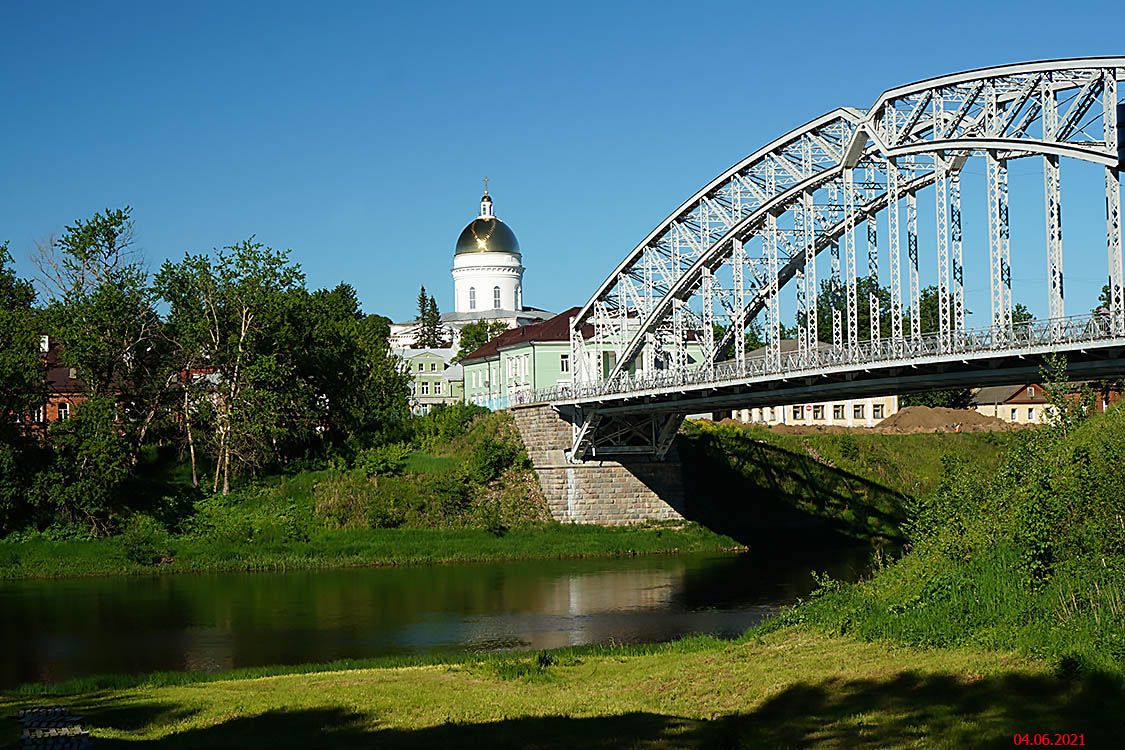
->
510 404 685 525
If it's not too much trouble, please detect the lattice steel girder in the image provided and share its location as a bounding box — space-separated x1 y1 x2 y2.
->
986 151 1013 336
843 169 860 353
935 156 952 351
887 160 904 345
573 58 1125 392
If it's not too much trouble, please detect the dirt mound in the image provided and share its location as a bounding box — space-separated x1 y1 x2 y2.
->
876 405 1008 433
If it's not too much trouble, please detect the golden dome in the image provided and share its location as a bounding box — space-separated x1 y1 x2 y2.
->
454 216 521 256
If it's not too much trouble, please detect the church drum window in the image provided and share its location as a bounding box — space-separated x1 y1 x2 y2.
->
493 286 501 310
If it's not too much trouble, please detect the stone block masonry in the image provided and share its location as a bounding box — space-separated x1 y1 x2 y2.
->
510 404 685 525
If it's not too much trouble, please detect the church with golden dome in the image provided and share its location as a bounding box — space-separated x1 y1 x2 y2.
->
388 184 553 351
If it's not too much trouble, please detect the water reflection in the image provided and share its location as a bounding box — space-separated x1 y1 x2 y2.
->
0 546 870 688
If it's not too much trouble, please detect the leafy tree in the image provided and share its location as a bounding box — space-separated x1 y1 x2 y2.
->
156 239 304 494
809 276 894 345
456 319 508 361
36 208 172 460
0 244 44 533
31 396 132 535
0 242 41 425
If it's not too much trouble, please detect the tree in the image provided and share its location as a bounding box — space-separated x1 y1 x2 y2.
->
412 285 448 348
157 239 304 494
0 243 45 534
35 208 172 461
456 319 508 361
0 242 42 424
809 276 894 345
31 396 132 535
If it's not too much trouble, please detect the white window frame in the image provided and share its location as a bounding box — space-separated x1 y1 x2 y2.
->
493 286 501 310
421 381 430 396
560 354 570 373
434 380 443 395
57 402 70 421
469 287 476 310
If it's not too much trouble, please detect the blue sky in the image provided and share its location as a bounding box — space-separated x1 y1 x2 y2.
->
1 1 1120 323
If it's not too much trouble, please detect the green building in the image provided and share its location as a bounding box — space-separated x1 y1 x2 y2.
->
460 306 705 409
461 308 578 409
394 347 464 414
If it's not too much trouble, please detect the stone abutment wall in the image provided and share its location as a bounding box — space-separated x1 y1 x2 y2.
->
510 404 685 525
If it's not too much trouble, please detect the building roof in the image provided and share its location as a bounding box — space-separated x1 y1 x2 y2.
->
394 347 456 360
455 216 521 256
746 338 832 358
460 306 589 363
394 308 554 327
443 364 463 380
969 385 1023 405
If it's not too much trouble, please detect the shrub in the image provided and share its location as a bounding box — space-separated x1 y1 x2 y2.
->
412 403 488 450
467 437 519 485
120 514 175 566
354 443 412 478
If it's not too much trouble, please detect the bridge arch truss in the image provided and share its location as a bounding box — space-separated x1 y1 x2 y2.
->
561 58 1125 460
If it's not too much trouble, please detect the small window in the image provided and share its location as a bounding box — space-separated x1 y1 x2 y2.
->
57 402 70 421
1028 386 1035 397
1028 407 1035 421
560 354 570 373
493 286 502 310
32 405 45 423
853 404 865 419
417 363 423 372
812 405 824 420
791 406 802 420
469 287 476 310
833 404 844 420
873 404 885 420
434 381 443 395
421 382 430 395
1010 408 1018 421
430 362 437 372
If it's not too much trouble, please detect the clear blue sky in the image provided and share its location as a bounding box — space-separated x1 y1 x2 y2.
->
1 1 1119 323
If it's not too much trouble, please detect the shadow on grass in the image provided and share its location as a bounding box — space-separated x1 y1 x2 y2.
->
69 668 1122 749
678 431 908 547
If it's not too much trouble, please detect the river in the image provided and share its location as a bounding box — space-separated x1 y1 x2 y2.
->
0 545 870 688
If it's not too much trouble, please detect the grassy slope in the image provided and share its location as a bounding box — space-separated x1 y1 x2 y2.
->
781 402 1125 685
2 628 1118 749
679 421 1011 544
0 523 737 579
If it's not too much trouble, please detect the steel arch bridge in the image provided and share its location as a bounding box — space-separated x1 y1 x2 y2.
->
546 57 1125 461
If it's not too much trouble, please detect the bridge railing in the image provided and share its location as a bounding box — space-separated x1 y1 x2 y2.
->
537 313 1116 404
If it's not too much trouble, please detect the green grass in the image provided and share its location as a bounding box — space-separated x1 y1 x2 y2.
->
679 420 1012 544
2 627 1119 748
781 401 1125 681
0 522 739 580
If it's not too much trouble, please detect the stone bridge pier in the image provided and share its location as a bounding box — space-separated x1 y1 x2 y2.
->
510 404 685 525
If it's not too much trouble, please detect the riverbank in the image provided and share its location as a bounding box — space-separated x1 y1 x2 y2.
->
0 523 740 580
2 626 1118 748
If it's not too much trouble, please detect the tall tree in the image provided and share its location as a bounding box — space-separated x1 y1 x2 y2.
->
156 239 304 494
0 242 42 424
35 208 173 464
0 243 45 534
412 285 448 348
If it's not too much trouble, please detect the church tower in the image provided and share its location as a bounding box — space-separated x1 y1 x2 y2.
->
451 183 524 315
